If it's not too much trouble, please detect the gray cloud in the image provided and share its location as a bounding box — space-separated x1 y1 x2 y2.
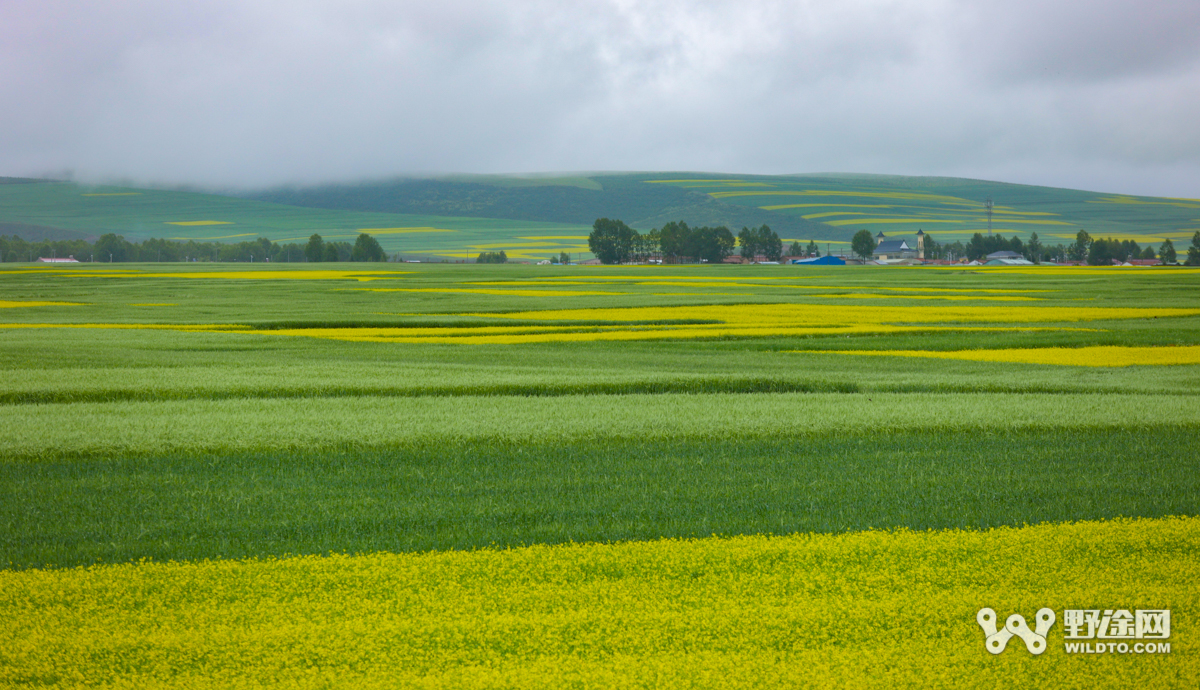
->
2 0 1198 196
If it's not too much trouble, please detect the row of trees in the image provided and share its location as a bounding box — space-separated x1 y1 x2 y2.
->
0 232 393 263
588 218 788 264
303 233 387 262
737 226 783 262
476 251 508 263
0 233 302 263
846 228 1200 265
788 240 822 258
1071 230 1200 265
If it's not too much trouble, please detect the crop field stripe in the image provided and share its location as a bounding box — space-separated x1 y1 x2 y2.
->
798 345 1200 367
3 391 1198 461
5 429 1198 568
1 517 1196 688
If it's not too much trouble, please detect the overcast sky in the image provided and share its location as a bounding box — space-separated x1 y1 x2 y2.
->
3 0 1199 196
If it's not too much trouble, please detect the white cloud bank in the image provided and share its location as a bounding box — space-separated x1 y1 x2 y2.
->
2 0 1198 195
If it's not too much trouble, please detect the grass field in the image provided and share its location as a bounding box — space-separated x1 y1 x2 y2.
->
2 261 1198 687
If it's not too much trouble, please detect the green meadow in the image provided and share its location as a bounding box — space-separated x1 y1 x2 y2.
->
2 262 1198 569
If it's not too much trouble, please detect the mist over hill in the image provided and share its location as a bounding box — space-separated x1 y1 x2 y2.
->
2 172 1196 261
243 174 831 238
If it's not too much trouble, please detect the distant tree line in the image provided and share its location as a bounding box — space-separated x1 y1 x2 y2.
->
0 232 391 263
304 233 387 262
476 251 508 263
847 227 1196 265
587 218 785 264
737 226 783 262
787 240 822 258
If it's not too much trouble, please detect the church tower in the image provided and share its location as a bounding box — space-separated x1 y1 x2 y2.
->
916 229 925 260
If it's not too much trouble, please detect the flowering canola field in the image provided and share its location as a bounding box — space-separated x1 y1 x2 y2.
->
245 303 1196 344
2 517 1195 689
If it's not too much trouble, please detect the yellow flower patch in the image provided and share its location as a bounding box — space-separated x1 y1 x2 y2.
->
1 517 1195 688
350 288 629 297
356 227 455 234
483 303 1200 326
797 345 1200 367
811 293 1044 301
826 218 967 226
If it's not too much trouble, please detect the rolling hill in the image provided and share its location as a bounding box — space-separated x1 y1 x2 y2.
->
2 172 1196 260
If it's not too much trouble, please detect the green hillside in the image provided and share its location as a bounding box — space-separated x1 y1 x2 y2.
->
0 179 592 261
251 172 1200 248
2 172 1197 260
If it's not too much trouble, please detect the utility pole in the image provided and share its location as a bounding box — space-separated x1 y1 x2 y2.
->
985 198 994 235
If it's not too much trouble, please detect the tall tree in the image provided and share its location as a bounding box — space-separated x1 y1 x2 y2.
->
659 221 690 262
304 234 325 262
851 230 875 260
738 227 759 261
806 240 820 257
1071 230 1092 261
758 225 783 261
1159 239 1176 264
352 233 387 262
1087 238 1115 266
588 217 637 264
94 233 130 262
1026 232 1042 263
1187 231 1200 266
690 226 736 263
966 233 987 261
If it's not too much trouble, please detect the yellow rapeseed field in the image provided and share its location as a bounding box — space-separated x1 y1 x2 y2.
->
356 227 455 234
482 303 1199 327
1 517 1194 688
4 303 1193 345
349 288 630 297
938 266 1200 276
810 293 1043 301
826 218 966 226
796 345 1200 367
707 190 976 204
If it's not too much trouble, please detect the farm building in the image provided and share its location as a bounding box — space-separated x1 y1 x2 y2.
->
37 256 79 263
871 230 927 261
791 255 846 265
984 250 1034 265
